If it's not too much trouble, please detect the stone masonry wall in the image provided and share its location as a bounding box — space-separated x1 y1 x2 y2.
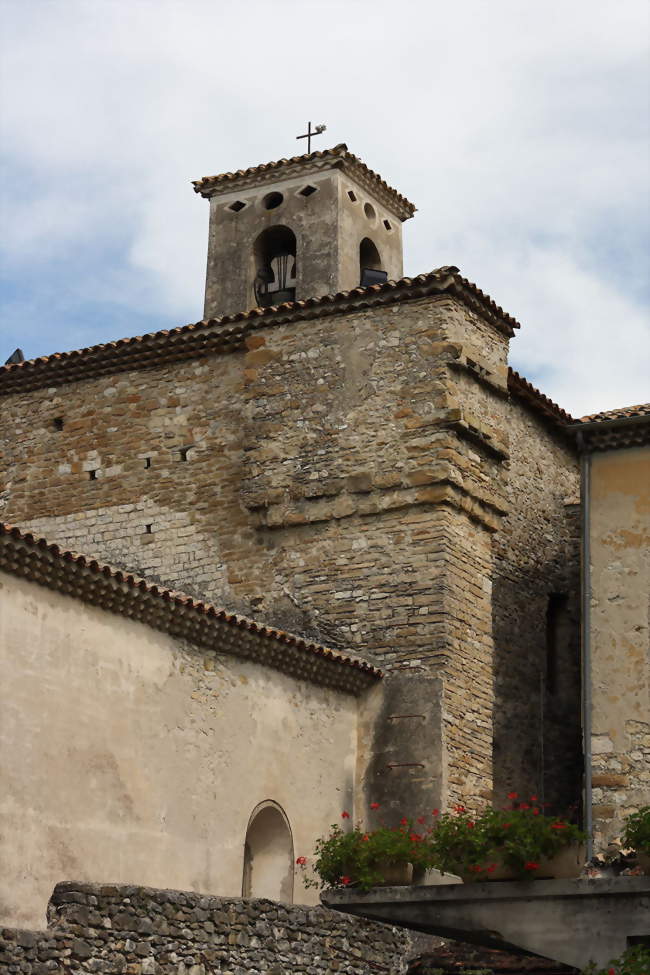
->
0 293 581 815
492 401 581 814
1 882 411 974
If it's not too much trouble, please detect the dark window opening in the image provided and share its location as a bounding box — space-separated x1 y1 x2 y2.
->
347 190 357 202
262 191 283 210
178 446 190 462
228 200 246 213
546 593 568 695
88 469 97 480
299 184 317 197
253 225 297 307
144 457 152 469
144 523 153 534
383 219 392 231
53 417 64 431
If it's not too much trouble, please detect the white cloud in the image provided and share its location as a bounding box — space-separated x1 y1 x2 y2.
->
0 0 648 415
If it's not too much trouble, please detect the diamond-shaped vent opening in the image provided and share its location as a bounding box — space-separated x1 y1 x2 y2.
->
228 200 246 212
299 184 318 197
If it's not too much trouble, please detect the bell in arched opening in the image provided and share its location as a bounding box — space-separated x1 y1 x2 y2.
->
253 226 297 308
359 237 387 287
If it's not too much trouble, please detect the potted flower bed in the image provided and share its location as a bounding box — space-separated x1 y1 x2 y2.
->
429 794 587 882
297 795 587 892
622 806 650 874
296 809 437 892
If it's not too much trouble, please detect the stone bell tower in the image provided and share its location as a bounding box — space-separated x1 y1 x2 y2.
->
193 143 416 319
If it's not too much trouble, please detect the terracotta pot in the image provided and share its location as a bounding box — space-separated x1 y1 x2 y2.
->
538 843 587 879
636 852 650 874
375 861 413 886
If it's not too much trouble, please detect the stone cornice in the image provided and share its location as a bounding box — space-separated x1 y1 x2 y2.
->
0 523 381 695
0 269 521 396
193 143 416 221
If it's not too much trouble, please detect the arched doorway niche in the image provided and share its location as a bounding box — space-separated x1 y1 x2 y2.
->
242 800 295 903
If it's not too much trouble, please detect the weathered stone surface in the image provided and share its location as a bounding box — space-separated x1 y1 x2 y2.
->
0 883 411 974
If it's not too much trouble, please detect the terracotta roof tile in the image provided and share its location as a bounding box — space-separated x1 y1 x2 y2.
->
507 369 574 425
577 403 650 423
0 268 520 395
0 522 381 694
192 143 416 220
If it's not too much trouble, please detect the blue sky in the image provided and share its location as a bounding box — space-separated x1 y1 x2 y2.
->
1 0 648 416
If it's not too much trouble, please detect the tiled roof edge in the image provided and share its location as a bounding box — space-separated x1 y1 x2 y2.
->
0 522 381 694
0 268 521 394
192 143 416 218
507 369 574 426
575 403 650 424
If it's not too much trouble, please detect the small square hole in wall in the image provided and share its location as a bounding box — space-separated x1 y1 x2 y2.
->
177 446 191 462
53 417 64 431
88 469 97 480
299 184 318 197
383 219 392 231
144 523 153 534
228 200 246 212
143 457 152 469
347 190 357 202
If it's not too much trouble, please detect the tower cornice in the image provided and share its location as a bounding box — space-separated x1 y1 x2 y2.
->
193 143 416 222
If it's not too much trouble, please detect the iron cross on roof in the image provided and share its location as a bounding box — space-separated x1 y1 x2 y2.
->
296 122 326 153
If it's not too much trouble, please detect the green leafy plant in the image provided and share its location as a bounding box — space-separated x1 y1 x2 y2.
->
296 809 438 892
622 807 650 854
430 793 586 880
297 794 587 892
582 945 650 975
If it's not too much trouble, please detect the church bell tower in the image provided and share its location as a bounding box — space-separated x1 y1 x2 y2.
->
193 143 416 320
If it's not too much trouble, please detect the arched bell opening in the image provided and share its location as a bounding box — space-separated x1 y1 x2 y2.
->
241 800 295 903
253 226 297 308
359 237 387 287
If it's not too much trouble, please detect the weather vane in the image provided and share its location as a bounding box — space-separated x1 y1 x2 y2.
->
296 122 326 153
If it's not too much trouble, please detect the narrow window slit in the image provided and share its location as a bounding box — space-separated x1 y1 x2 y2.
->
53 417 64 431
88 469 97 480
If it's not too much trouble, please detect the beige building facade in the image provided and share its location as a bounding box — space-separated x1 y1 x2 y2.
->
0 145 648 933
575 411 650 850
0 524 378 928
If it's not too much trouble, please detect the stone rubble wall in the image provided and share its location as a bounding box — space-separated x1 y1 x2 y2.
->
1 882 411 974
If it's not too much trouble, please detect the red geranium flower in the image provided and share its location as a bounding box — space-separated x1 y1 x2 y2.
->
400 817 409 826
340 875 352 886
524 862 540 871
608 968 617 975
362 834 370 842
502 822 512 829
454 804 466 813
507 791 518 800
341 811 350 819
295 856 307 866
551 822 568 830
409 833 422 843
519 803 530 810
532 808 540 816
530 794 538 801
432 808 439 816
466 821 475 828
417 816 426 825
370 802 380 810
486 864 496 873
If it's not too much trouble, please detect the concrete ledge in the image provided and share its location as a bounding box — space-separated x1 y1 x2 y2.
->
322 876 650 968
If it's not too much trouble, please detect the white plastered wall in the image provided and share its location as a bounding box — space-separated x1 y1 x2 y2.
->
0 571 358 928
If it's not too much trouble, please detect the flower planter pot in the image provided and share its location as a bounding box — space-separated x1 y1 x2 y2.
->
376 861 413 886
636 852 650 874
538 843 587 879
